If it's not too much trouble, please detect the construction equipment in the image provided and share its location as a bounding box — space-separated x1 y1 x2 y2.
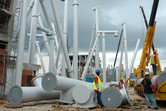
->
133 0 160 78
135 71 166 101
134 0 166 101
139 6 161 75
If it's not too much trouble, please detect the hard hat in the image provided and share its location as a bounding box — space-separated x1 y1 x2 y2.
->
96 69 100 73
153 50 156 54
120 78 123 80
145 72 149 75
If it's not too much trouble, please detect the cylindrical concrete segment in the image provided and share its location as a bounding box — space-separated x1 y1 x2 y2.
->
101 87 122 108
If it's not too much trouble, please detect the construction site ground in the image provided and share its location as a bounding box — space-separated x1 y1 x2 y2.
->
0 87 166 111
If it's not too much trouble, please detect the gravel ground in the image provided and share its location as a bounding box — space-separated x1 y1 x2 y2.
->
0 87 166 111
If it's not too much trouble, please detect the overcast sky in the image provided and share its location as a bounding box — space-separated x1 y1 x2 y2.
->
25 0 166 71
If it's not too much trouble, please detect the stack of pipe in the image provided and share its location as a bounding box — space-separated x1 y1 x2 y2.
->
8 76 60 106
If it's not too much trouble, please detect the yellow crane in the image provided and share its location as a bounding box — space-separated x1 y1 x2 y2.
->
133 4 161 78
134 0 166 101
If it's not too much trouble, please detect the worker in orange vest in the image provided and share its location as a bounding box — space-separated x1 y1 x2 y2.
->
93 69 104 108
118 78 124 90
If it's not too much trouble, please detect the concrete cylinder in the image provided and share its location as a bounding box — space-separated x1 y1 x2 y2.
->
42 72 86 91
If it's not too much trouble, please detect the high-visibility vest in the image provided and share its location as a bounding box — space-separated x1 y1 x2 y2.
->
93 75 102 90
127 79 130 84
150 54 155 64
119 82 123 90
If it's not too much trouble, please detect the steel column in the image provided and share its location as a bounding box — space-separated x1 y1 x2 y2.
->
122 23 129 79
50 0 73 78
29 0 39 64
15 0 27 85
128 38 140 77
73 0 79 79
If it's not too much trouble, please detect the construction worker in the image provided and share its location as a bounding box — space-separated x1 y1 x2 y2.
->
150 50 157 75
127 77 130 90
93 69 104 108
118 78 124 90
141 72 158 109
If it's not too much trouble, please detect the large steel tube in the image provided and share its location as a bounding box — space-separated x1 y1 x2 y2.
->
15 0 27 85
101 85 131 108
81 34 100 80
101 87 122 108
119 84 131 105
8 76 60 106
73 0 79 79
8 85 60 106
50 0 74 78
128 38 140 77
72 83 94 104
135 71 166 86
72 83 96 108
29 0 39 64
122 23 129 79
42 72 86 91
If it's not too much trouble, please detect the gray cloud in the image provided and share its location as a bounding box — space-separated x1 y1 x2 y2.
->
25 0 166 63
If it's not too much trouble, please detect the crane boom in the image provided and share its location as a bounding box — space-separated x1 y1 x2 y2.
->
134 0 160 77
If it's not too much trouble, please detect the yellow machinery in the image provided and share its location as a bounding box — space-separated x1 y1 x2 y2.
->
134 72 166 101
134 0 166 101
155 80 166 100
133 2 161 78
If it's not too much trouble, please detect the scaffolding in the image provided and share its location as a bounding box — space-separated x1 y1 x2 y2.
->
0 53 16 99
0 0 11 11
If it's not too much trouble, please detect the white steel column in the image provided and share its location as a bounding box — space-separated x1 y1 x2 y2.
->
38 16 50 56
50 0 73 78
81 33 100 80
122 23 129 79
61 0 69 77
29 0 39 64
27 0 34 18
88 21 96 57
128 38 140 77
94 7 99 69
15 0 34 38
36 41 47 74
118 36 124 82
73 0 79 79
102 32 106 83
15 0 27 85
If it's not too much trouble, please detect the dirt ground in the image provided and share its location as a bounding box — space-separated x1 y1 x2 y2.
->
0 87 166 111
